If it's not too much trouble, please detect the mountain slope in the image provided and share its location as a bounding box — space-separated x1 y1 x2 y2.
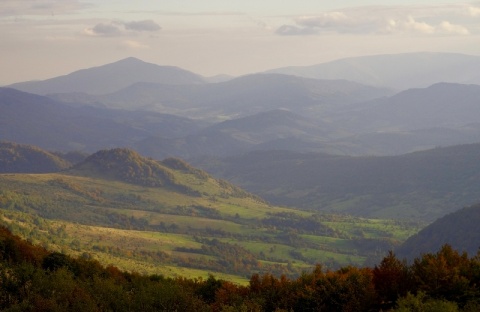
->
0 141 71 173
267 52 480 90
8 57 206 95
333 83 480 133
0 87 204 152
397 203 480 260
193 143 480 221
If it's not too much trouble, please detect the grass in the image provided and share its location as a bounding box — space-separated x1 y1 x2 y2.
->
0 170 423 283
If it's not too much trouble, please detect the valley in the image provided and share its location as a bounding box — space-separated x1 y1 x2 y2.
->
0 147 422 282
2 52 480 286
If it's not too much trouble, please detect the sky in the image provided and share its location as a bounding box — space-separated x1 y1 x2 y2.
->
1 0 480 85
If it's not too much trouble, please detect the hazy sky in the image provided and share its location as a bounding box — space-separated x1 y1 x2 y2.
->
1 0 480 85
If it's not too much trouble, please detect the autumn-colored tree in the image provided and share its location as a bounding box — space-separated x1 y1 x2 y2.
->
373 251 412 309
412 245 471 304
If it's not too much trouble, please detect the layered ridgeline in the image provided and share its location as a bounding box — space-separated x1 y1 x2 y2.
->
397 202 480 260
48 73 392 121
0 141 71 173
8 57 206 95
0 87 205 152
5 57 480 158
0 146 421 281
193 143 480 222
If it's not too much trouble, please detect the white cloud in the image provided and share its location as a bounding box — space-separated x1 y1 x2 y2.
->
401 16 435 34
468 6 480 17
275 5 474 37
84 20 161 37
438 21 470 35
383 17 469 36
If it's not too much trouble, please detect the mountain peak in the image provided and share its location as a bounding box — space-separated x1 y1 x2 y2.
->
8 58 206 95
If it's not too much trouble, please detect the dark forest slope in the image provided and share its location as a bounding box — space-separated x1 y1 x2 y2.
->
397 202 480 260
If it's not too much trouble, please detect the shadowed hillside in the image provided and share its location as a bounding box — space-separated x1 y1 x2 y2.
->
193 143 480 221
397 202 480 260
0 141 71 173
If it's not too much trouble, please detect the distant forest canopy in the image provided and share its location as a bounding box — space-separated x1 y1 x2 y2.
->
1 225 480 311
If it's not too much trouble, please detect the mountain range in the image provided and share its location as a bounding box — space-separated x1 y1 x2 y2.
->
4 53 480 158
267 52 480 90
47 72 392 121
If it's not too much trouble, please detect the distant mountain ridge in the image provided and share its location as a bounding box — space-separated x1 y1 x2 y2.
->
267 52 480 90
8 57 206 95
333 83 480 132
133 109 332 159
48 73 392 121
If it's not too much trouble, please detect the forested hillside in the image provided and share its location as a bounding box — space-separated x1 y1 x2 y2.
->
0 141 71 173
398 203 480 260
194 143 480 221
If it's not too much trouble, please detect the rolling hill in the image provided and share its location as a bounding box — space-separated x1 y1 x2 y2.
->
267 52 480 90
0 146 421 281
8 57 206 95
0 141 71 173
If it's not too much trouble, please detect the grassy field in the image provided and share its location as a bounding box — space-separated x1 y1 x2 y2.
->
0 168 424 282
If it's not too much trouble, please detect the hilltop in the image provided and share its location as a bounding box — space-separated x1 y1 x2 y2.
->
0 141 71 173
